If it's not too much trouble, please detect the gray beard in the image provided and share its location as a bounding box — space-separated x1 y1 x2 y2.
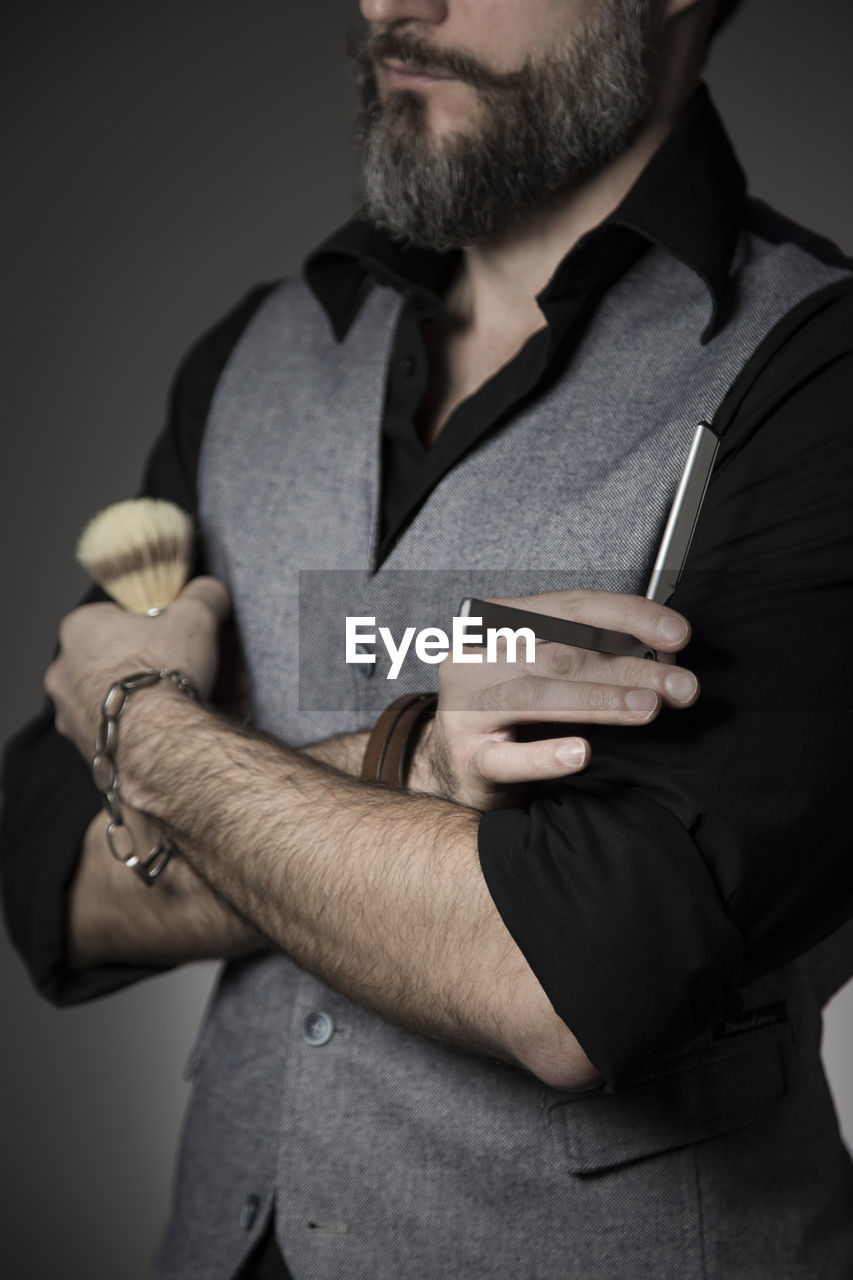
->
353 1 653 252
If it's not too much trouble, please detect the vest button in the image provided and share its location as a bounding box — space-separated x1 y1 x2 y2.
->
240 1193 261 1231
354 642 375 678
303 1010 335 1046
399 354 416 377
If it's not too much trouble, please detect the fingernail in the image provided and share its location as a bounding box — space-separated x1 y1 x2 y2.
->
555 742 586 767
658 615 689 644
625 689 659 717
665 671 698 702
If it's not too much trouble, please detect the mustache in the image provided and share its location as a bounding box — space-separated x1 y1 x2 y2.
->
347 29 529 94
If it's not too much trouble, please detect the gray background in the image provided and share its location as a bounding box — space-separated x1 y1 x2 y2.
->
2 2 851 1276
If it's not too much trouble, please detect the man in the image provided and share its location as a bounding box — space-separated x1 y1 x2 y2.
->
3 0 853 1276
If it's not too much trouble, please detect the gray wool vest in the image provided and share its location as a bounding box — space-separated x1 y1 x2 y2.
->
151 218 853 1280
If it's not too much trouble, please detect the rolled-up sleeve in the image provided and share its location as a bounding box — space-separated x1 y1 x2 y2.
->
479 289 853 1087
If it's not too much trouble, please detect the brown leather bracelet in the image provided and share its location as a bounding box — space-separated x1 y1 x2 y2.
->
360 692 438 787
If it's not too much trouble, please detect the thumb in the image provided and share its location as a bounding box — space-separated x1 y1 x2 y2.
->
475 735 589 784
179 575 232 623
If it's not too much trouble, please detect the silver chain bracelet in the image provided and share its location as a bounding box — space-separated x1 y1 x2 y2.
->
92 669 200 886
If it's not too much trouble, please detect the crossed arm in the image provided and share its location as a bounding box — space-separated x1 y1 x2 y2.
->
65 731 371 973
47 580 697 1090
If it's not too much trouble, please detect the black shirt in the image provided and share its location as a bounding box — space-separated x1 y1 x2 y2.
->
2 84 853 1097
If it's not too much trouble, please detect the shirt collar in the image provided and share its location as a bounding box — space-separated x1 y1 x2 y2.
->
305 84 745 345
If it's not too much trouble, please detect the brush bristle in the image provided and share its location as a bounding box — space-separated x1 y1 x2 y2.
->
76 498 194 613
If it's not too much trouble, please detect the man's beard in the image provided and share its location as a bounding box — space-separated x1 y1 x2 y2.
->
351 2 653 252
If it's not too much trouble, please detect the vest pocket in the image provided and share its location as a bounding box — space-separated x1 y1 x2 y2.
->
548 1014 792 1174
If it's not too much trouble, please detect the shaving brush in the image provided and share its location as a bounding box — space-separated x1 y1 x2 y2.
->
76 498 195 614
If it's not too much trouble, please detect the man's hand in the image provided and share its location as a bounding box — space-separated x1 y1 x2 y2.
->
413 588 697 810
44 577 231 760
45 577 696 816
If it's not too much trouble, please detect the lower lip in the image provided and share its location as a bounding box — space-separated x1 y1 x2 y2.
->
380 61 454 90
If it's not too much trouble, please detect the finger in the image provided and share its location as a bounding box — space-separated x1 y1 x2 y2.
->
530 645 699 708
490 589 690 654
475 736 590 784
179 576 232 623
475 674 663 724
56 601 124 649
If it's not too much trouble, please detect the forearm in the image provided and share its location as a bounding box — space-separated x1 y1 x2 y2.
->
68 811 266 969
67 732 370 970
301 730 370 773
122 692 595 1087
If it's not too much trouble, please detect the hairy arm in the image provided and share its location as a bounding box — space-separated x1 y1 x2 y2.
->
68 812 263 969
116 689 591 1088
67 731 370 970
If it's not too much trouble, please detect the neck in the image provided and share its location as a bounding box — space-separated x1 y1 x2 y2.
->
453 111 676 336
